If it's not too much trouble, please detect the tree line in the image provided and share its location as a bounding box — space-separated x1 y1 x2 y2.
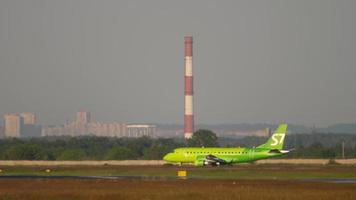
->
0 136 180 160
0 130 356 160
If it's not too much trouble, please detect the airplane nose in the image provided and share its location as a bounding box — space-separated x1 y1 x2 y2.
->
163 153 173 161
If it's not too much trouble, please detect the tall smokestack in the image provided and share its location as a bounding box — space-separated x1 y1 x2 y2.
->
184 36 194 139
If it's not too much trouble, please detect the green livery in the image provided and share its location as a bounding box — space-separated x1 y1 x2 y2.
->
163 124 289 166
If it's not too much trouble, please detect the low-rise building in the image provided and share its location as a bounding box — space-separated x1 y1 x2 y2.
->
126 124 156 137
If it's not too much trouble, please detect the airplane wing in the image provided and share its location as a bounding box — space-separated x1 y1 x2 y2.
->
196 154 231 166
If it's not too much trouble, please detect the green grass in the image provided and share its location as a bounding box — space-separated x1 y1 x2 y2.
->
0 178 355 200
1 164 356 180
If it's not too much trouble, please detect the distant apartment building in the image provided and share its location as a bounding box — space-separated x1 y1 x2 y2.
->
76 111 91 135
41 111 154 137
42 125 66 136
76 111 90 124
22 124 42 138
87 122 127 137
266 128 272 137
42 122 154 137
3 113 41 138
0 126 4 138
4 114 24 138
20 112 36 125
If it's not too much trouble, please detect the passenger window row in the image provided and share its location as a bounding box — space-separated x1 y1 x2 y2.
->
186 152 248 154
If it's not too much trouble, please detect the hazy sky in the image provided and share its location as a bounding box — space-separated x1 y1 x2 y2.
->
0 0 355 126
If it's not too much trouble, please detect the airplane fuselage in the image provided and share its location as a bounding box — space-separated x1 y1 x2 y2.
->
163 124 289 166
163 147 284 166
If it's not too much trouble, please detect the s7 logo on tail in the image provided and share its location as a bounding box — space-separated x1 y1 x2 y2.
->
271 134 285 146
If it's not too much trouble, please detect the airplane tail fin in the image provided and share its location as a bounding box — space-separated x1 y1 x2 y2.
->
257 124 288 150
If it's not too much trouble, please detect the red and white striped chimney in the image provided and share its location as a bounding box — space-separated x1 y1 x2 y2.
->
184 36 194 139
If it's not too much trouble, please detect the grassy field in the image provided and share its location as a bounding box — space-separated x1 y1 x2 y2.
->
0 178 355 200
0 165 355 200
0 164 356 180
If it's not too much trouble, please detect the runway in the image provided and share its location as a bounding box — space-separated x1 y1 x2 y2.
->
1 175 356 184
1 159 356 166
0 175 175 181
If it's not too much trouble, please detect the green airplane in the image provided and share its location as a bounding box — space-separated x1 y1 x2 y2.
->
163 124 289 166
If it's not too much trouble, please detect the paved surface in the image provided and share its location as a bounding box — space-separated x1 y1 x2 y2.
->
1 175 356 184
0 159 355 166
